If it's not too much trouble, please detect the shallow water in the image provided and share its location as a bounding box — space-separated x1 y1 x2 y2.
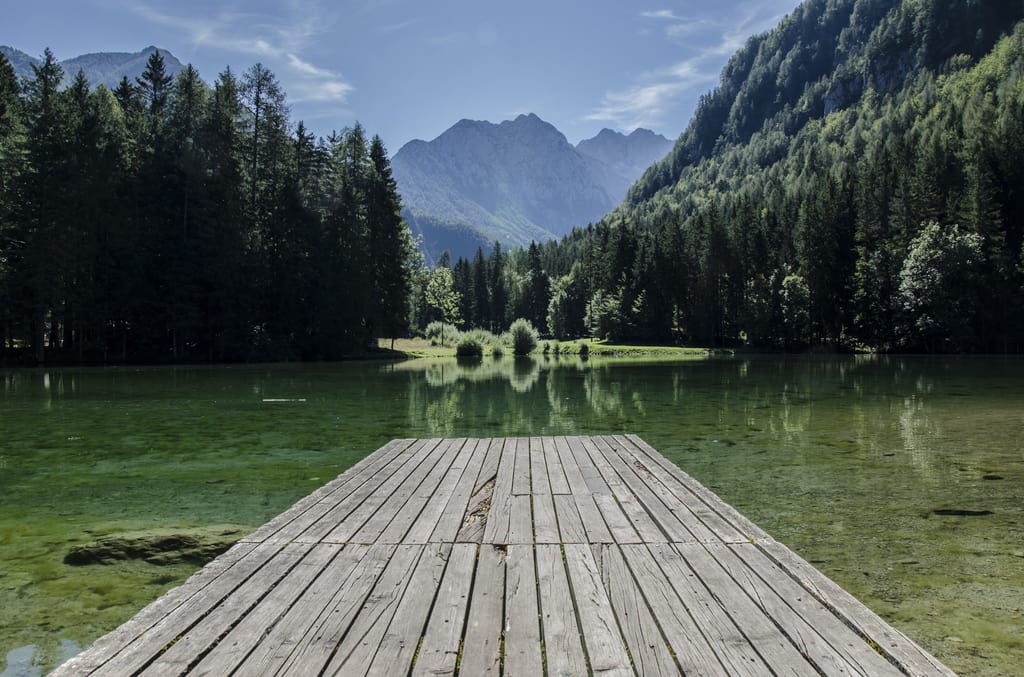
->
1 355 1021 675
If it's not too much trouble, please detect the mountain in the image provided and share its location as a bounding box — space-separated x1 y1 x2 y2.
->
392 114 670 262
0 45 184 89
534 0 1024 353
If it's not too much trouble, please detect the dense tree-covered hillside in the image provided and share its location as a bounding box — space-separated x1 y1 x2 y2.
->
454 0 1024 352
0 50 416 364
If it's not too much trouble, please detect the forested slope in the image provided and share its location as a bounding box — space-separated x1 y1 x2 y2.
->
533 0 1024 351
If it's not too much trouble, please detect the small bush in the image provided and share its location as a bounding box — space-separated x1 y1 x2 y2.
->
455 334 484 357
509 318 539 355
550 340 561 355
541 341 550 355
425 321 460 346
578 341 589 357
491 342 505 358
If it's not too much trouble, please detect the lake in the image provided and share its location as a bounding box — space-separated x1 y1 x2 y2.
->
2 355 1022 676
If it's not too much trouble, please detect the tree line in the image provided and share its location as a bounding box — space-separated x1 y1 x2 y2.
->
0 50 416 363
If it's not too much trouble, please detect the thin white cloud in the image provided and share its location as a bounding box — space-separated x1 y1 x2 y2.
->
591 1 792 131
125 0 354 116
378 19 418 34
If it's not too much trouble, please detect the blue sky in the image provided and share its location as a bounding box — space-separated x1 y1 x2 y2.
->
4 0 798 150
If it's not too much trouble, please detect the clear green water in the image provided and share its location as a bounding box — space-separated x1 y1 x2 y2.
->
1 355 1022 676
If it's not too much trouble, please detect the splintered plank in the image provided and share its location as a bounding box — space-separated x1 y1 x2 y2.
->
537 544 588 676
709 542 901 675
542 436 572 494
504 544 543 676
243 438 416 543
563 543 633 677
607 435 746 542
482 438 514 544
412 543 477 677
460 545 505 676
273 543 397 675
430 438 491 542
600 544 679 676
619 544 734 676
364 544 452 676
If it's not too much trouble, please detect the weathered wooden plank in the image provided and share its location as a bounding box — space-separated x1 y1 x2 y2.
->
88 540 287 676
620 543 735 676
562 543 633 676
573 493 614 544
181 544 341 675
511 436 532 496
300 437 442 543
356 438 460 544
504 543 543 676
474 437 504 493
398 438 476 543
365 543 452 676
50 541 258 675
554 435 589 494
593 493 641 544
600 544 679 676
711 542 902 675
309 544 424 675
608 435 746 542
532 491 561 544
412 543 477 677
460 544 505 676
588 434 704 542
507 494 534 544
536 544 588 676
757 539 958 676
578 436 667 542
553 493 587 543
542 435 572 494
273 543 397 675
482 438 514 544
566 435 612 495
529 436 551 496
243 438 416 544
226 543 377 675
143 542 315 673
621 434 771 541
672 542 817 676
430 438 491 542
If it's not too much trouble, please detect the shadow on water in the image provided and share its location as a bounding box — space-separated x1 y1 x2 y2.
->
2 354 1023 675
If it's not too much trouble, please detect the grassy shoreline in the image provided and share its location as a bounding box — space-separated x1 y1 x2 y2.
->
378 337 716 360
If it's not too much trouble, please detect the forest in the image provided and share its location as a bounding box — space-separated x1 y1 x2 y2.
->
4 0 1024 363
0 50 416 363
443 0 1024 353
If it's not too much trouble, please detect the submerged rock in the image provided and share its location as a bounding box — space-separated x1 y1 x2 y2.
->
64 524 249 566
931 509 994 517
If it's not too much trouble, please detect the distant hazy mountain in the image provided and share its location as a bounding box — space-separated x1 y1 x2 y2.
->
0 45 184 89
392 114 671 262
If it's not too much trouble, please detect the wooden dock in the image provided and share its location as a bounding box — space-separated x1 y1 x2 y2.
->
54 435 954 676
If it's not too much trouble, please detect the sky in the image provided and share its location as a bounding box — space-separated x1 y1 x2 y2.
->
3 0 799 151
